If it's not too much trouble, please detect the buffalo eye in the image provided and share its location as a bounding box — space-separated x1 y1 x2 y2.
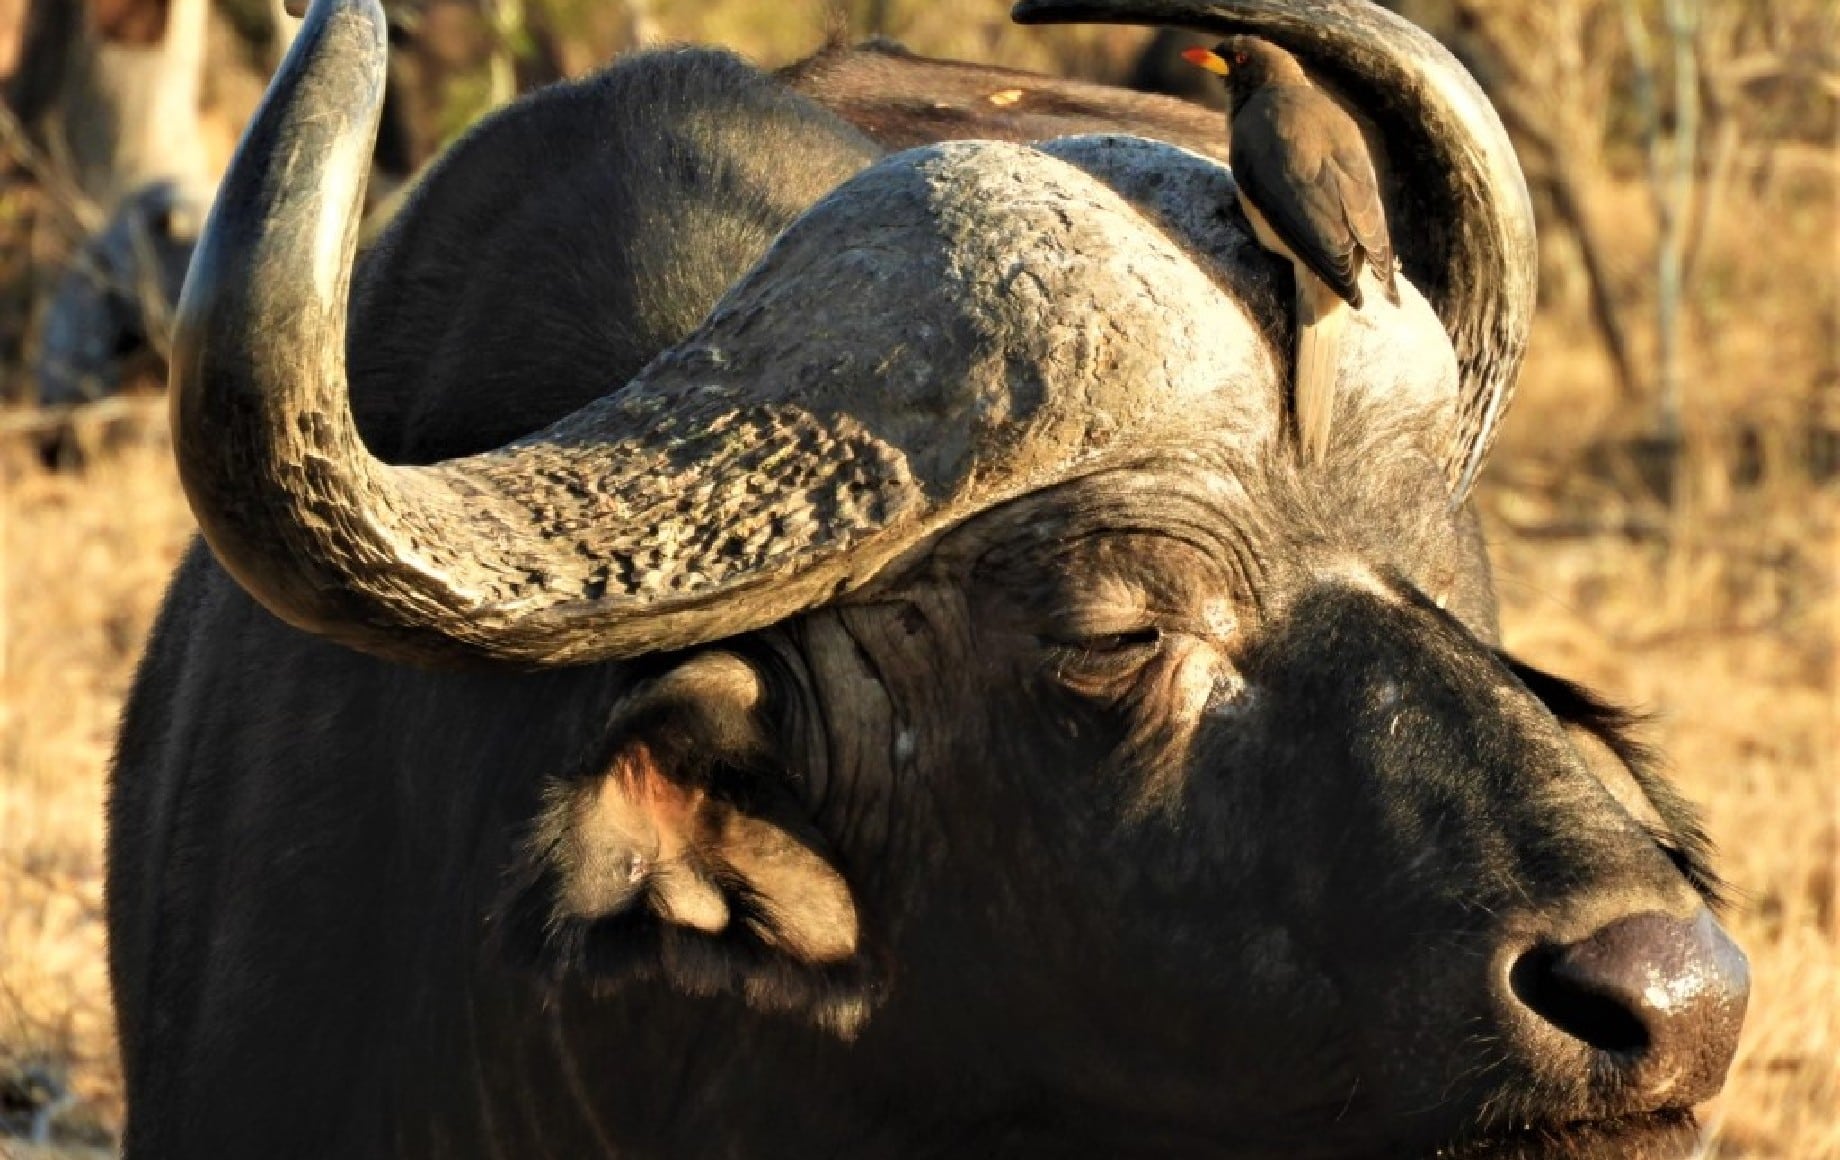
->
1083 626 1163 654
1037 625 1163 658
1040 626 1165 697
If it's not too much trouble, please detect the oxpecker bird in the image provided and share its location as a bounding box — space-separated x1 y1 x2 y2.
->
1184 37 1399 464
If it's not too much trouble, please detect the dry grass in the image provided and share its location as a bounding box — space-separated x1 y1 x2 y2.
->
0 412 185 1146
1481 398 1838 1156
1477 158 1838 1157
0 14 1833 1153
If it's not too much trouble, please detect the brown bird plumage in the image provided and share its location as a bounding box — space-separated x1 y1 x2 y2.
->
1185 37 1398 464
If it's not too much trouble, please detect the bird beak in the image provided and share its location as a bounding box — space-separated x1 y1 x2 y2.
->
1181 48 1230 77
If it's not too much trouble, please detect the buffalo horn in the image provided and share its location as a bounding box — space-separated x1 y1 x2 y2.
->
173 0 1518 671
171 0 936 667
1012 0 1538 501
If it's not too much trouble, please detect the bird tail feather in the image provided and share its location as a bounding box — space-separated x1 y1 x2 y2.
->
1294 287 1345 465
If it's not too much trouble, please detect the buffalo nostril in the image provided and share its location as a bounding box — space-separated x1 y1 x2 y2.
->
1511 944 1651 1055
1511 908 1750 1102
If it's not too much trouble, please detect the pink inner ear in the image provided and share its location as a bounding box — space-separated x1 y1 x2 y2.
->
616 743 702 852
556 768 649 919
556 734 860 963
563 743 727 931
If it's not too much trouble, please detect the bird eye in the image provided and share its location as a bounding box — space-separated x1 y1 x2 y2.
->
1234 52 1247 65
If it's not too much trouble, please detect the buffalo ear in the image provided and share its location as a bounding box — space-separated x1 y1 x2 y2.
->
511 652 864 1010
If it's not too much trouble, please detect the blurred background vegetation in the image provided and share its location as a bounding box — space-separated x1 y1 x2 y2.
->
0 0 1833 1155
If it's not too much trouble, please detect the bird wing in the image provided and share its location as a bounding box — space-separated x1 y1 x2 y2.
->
1326 135 1399 303
1230 89 1393 308
1230 92 1361 305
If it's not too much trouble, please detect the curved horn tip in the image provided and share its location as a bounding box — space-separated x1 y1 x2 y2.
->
1012 0 1106 22
1008 0 1536 507
1012 0 1218 25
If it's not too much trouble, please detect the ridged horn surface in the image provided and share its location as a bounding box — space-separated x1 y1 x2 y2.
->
171 0 1285 667
1012 0 1537 501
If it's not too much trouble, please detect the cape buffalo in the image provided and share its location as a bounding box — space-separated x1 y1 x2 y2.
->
107 0 1748 1156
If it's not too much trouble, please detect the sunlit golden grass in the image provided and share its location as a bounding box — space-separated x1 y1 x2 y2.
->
1481 423 1837 1159
0 413 187 1144
1477 157 1836 1158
